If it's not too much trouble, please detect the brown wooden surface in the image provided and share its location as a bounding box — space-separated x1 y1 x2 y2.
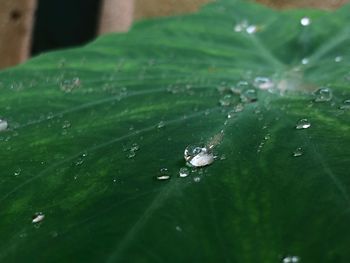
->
0 0 36 69
257 0 348 9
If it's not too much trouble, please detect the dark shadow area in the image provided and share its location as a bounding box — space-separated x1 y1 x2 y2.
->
31 0 101 55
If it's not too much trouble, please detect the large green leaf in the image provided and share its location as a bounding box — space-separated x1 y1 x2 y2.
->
1 0 350 262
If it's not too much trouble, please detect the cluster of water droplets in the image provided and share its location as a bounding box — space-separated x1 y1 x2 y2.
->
282 255 300 263
234 20 258 34
124 143 140 159
59 77 81 93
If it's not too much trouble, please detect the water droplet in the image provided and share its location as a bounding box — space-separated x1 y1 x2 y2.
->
296 119 311 129
193 177 201 183
60 77 81 93
14 168 22 176
0 119 8 132
293 147 304 157
246 25 257 34
301 58 309 65
179 167 189 178
32 212 45 224
157 121 165 129
282 256 300 263
126 143 139 159
335 56 343 62
75 152 88 166
233 20 248 32
175 226 182 232
241 89 258 103
184 145 214 168
156 168 170 180
300 17 311 26
339 99 350 110
254 77 274 90
219 94 233 106
314 87 332 102
62 120 71 129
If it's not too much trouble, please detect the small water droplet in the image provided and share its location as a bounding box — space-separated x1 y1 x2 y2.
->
233 20 248 32
340 99 350 110
32 212 45 224
219 94 233 106
156 168 170 180
179 167 189 178
0 119 8 132
241 89 257 103
335 56 343 63
300 17 311 26
301 58 309 65
246 25 257 34
282 256 300 263
193 176 201 183
60 77 81 93
293 147 304 157
175 226 182 232
62 120 71 129
157 121 165 129
314 87 332 102
254 77 274 90
14 168 22 176
296 119 311 129
184 145 214 168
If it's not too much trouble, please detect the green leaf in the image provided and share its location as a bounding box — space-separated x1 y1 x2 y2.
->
1 0 350 262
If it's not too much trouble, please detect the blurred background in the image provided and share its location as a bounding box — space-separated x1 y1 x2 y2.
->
0 0 347 69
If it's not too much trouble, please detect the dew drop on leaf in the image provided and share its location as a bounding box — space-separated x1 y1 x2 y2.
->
193 177 201 183
179 167 189 178
314 87 332 102
296 119 311 129
293 147 304 157
282 255 300 263
219 94 233 106
157 121 165 129
14 167 22 176
253 77 274 90
300 17 311 26
246 25 257 34
32 212 45 224
335 56 343 62
241 89 258 103
0 119 8 132
301 58 309 65
184 145 214 167
339 99 350 110
156 168 170 181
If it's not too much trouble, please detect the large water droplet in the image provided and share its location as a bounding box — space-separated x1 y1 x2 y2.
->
184 145 214 168
32 212 45 224
156 168 170 180
300 17 311 26
0 119 8 132
293 147 304 157
282 256 300 263
314 87 332 102
296 119 311 129
179 167 190 178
